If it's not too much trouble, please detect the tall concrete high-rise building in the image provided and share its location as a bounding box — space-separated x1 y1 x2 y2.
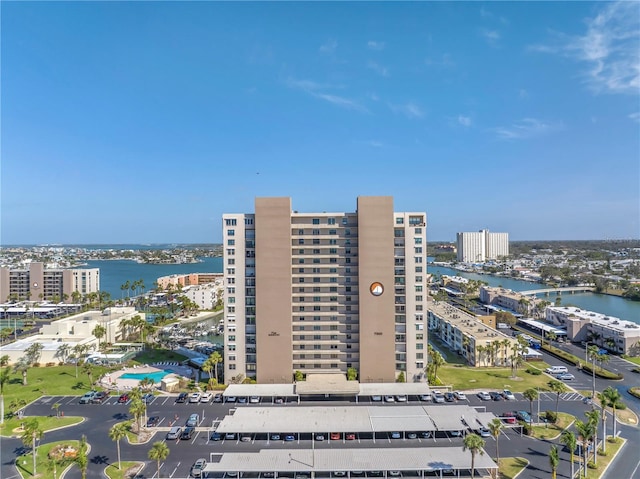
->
222 197 428 384
456 229 509 263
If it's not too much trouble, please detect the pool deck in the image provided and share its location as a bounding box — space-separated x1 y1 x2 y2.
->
100 364 194 391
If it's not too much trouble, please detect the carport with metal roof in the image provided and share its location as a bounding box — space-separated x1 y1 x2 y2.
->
203 447 499 478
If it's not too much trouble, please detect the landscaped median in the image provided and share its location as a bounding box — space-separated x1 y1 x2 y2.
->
0 416 83 437
105 461 144 479
498 457 528 479
539 343 623 380
628 387 640 400
583 437 626 479
15 439 81 479
530 412 574 440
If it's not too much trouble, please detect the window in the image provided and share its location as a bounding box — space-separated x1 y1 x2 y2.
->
415 237 423 244
329 239 337 245
227 306 235 313
225 218 237 226
396 217 404 224
409 215 424 225
345 229 351 235
414 228 422 234
298 268 305 273
329 229 337 235
314 277 321 283
328 218 336 225
298 258 305 264
313 287 321 292
298 229 304 235
342 217 349 225
414 247 423 254
312 229 320 235
228 277 235 284
227 239 235 246
313 249 320 254
313 258 320 264
416 353 424 359
245 218 253 225
228 297 236 304
228 258 235 265
299 249 305 254
227 287 235 294
226 249 235 255
313 218 320 225
329 248 337 254
313 306 321 311
298 238 304 244
229 364 236 370
415 276 422 283
313 239 320 245
415 295 423 302
314 335 321 340
415 285 423 292
226 268 235 274
329 268 337 273
313 325 321 331
298 278 305 283
314 296 321 302
415 256 423 263
329 286 337 292
227 229 235 236
415 266 423 272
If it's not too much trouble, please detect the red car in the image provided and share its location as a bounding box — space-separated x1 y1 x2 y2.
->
117 394 129 403
501 412 517 424
346 433 356 440
330 432 341 440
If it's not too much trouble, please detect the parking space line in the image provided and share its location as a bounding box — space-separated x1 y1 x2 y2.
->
169 461 179 478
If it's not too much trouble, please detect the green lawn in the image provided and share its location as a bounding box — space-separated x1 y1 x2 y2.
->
437 364 556 392
105 461 143 479
622 355 640 366
531 412 574 440
0 416 83 437
428 338 466 365
16 439 80 479
2 365 111 411
498 457 528 479
583 437 625 479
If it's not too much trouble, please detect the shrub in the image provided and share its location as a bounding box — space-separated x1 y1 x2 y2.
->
632 367 640 374
526 368 542 375
46 362 56 367
544 410 558 423
520 422 532 436
598 447 608 456
587 461 597 469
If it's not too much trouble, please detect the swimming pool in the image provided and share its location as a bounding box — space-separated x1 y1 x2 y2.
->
119 370 172 382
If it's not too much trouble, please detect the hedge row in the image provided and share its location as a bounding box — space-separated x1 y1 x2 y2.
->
540 343 623 380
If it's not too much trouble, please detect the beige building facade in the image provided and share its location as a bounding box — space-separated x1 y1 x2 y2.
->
0 262 100 303
222 197 427 384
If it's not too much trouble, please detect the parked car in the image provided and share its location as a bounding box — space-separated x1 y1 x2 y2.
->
250 396 260 403
176 392 188 403
189 393 201 403
315 434 325 441
200 392 212 403
515 410 532 423
91 391 108 404
444 392 456 402
502 390 516 400
225 433 236 440
419 393 432 401
384 395 395 403
142 393 154 404
191 458 207 478
181 427 195 440
450 430 462 437
346 433 356 440
146 416 160 427
583 396 593 405
226 396 237 403
478 427 491 437
432 391 445 403
186 413 199 427
240 435 252 442
270 434 281 441
371 395 382 402
238 397 248 404
79 391 97 404
274 397 285 404
117 393 129 404
210 432 221 441
390 432 401 439
453 391 466 400
556 373 576 381
213 393 223 403
490 392 503 401
501 412 517 424
420 431 432 439
167 426 182 440
477 391 491 401
407 432 418 439
284 434 296 441
395 395 407 402
330 432 341 440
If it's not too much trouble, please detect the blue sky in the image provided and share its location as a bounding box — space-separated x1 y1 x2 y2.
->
2 1 638 244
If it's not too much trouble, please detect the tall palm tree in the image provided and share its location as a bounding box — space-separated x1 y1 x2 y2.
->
0 366 11 424
109 423 128 470
82 362 94 387
129 398 146 435
561 430 577 479
92 325 106 348
523 388 538 421
597 391 608 453
75 434 89 479
586 345 599 398
575 419 594 478
21 417 43 476
549 445 559 479
602 386 623 439
548 379 568 418
488 418 503 463
585 409 601 466
462 433 485 479
209 351 222 385
148 441 170 478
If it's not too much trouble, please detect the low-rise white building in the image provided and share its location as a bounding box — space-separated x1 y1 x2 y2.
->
180 281 223 310
0 306 144 365
546 306 640 355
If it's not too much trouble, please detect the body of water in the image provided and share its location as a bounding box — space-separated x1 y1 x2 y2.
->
87 257 223 300
428 263 640 324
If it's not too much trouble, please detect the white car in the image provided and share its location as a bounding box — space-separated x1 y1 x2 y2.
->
249 396 260 403
502 390 516 400
200 392 212 403
453 391 466 400
384 395 395 403
477 391 491 401
395 395 408 402
478 427 491 437
189 392 201 403
432 391 445 403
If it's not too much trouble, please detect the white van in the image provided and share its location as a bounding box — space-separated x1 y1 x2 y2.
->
545 366 568 375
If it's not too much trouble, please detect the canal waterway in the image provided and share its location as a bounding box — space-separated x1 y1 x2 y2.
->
428 263 640 324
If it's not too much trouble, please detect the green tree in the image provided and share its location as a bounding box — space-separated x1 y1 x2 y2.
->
24 342 44 366
602 386 624 439
428 349 445 383
462 433 485 479
549 445 559 479
148 441 170 478
51 402 62 418
488 418 503 463
75 434 89 479
585 409 601 466
13 357 30 386
109 422 128 470
92 324 106 348
586 345 600 399
575 419 594 478
396 371 405 383
347 367 358 381
523 388 538 420
560 430 577 479
548 380 568 418
0 366 11 424
21 417 43 476
129 398 146 435
82 362 94 387
294 370 304 382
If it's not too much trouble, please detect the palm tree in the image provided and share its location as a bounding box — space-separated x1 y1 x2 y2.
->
129 398 146 435
21 417 43 476
121 281 130 300
209 351 222 385
0 366 11 424
462 433 485 479
51 402 61 418
596 391 608 453
54 344 71 364
109 423 128 470
92 325 106 348
549 445 559 479
585 409 600 466
75 434 88 479
13 357 30 386
586 345 599 399
575 419 594 478
523 388 538 421
148 441 170 478
488 418 503 463
82 362 94 387
548 380 568 418
201 359 213 390
602 386 623 439
561 430 577 479
72 344 90 378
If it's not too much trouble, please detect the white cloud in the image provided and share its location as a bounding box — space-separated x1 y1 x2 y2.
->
529 1 640 95
457 115 472 127
481 29 501 45
629 112 640 122
389 101 424 119
285 77 368 113
493 118 558 140
367 61 389 77
480 7 509 24
367 41 385 51
319 39 338 55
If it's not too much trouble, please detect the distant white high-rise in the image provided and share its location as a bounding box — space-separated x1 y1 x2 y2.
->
456 229 509 262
